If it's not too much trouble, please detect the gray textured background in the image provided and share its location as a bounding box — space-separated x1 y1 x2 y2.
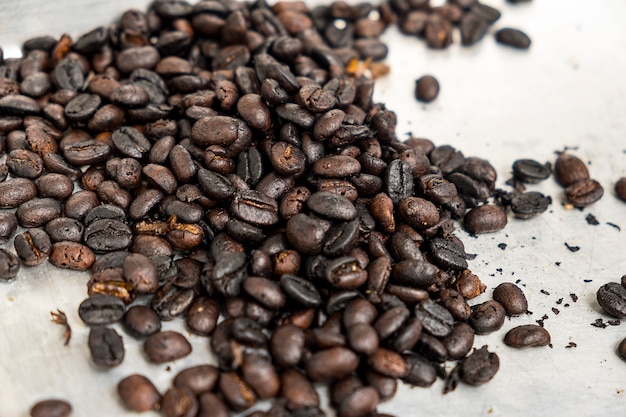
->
1 0 626 416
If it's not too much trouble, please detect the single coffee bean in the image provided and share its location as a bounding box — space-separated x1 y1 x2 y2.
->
0 248 21 281
0 178 37 208
368 348 407 378
241 355 281 399
151 282 195 320
337 386 379 417
161 387 199 417
597 282 626 318
0 212 18 244
374 306 410 340
469 300 506 335
123 305 161 338
89 326 125 367
14 228 52 266
79 294 125 326
186 296 220 336
117 374 161 412
271 324 306 368
174 365 220 396
30 399 72 417
495 28 531 49
197 393 230 417
144 330 192 363
460 12 489 46
415 299 454 337
554 153 589 187
493 282 528 316
512 159 551 183
463 204 507 234
84 219 133 253
441 322 475 360
439 288 471 321
286 213 331 255
460 346 499 385
565 178 604 207
49 242 96 270
511 191 551 219
402 353 437 387
305 347 360 381
503 325 551 348
219 372 257 412
122 253 158 293
6 149 44 179
44 217 84 243
385 160 413 205
415 75 439 103
618 337 626 362
307 191 357 221
428 237 468 271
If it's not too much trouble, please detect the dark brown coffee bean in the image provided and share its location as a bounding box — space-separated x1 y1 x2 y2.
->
374 306 410 340
425 15 452 49
286 213 331 255
313 155 361 177
554 153 589 187
112 84 150 108
463 204 507 234
0 248 20 281
64 140 112 166
241 355 281 399
144 330 192 363
510 191 551 219
161 387 199 417
197 393 230 417
219 372 257 412
565 178 604 207
385 160 413 205
116 46 160 73
597 282 626 318
6 149 44 179
307 191 358 221
280 368 320 410
117 374 161 412
65 94 101 123
455 269 487 300
0 94 41 115
428 237 468 271
347 323 379 355
30 399 72 417
14 228 52 266
493 282 528 316
280 274 322 307
305 347 360 381
504 325 551 348
439 288 471 321
460 346 500 385
512 159 551 184
0 212 18 244
495 28 531 49
186 296 220 336
36 173 74 201
192 115 252 148
16 198 63 228
151 282 195 321
79 294 125 325
415 75 439 103
618 337 626 362
469 300 506 335
0 178 37 208
123 305 161 338
121 253 158 293
337 386 379 417
89 326 125 367
442 322 475 360
402 353 437 387
415 299 454 337
173 365 219 396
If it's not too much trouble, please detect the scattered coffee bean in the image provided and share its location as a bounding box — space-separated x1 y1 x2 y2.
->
495 28 532 49
117 374 161 412
504 325 551 348
415 75 440 103
30 399 72 417
597 282 626 319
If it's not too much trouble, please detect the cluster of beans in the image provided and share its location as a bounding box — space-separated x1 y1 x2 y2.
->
0 0 553 416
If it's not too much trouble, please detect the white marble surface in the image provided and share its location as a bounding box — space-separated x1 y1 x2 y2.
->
1 0 626 416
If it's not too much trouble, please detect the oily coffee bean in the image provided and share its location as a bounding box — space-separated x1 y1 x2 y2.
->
503 325 551 348
565 178 604 207
286 213 331 255
14 228 52 266
385 160 413 205
441 322 475 360
122 253 158 294
305 347 360 381
511 191 551 219
186 296 220 336
402 353 437 387
615 177 626 202
7 149 44 179
89 326 125 367
414 75 439 103
492 282 528 316
597 282 626 318
460 346 499 385
469 300 506 335
123 305 162 338
36 173 74 201
512 159 551 184
307 191 357 221
280 274 322 307
0 248 21 281
45 217 84 243
117 374 161 412
495 28 531 49
241 355 281 399
161 387 199 417
79 294 125 326
0 212 18 244
174 365 219 397
554 153 589 187
30 399 72 417
219 372 257 412
374 306 410 340
144 331 192 363
463 204 507 234
0 178 37 208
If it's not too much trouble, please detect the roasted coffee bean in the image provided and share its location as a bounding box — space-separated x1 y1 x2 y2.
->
554 152 589 187
117 374 161 412
439 288 471 321
0 94 41 115
460 346 500 385
6 149 44 179
111 126 151 159
512 159 551 183
84 219 132 253
455 269 486 299
65 94 101 123
414 75 439 103
398 197 439 230
186 296 220 336
428 237 468 271
415 300 454 337
495 28 531 49
384 160 413 205
460 12 489 46
618 337 626 362
0 212 18 244
49 241 96 270
402 353 437 387
197 393 230 417
425 14 452 49
463 204 507 234
79 294 125 326
305 347 360 381
313 155 361 177
337 386 379 417
286 213 331 254
323 256 368 289
161 387 199 417
16 198 63 228
123 305 161 338
469 300 506 335
84 204 126 226
307 191 357 221
391 259 437 289
374 306 410 340
493 282 528 316
510 191 551 219
89 326 125 367
36 173 74 201
14 228 52 266
0 178 37 208
151 282 195 320
241 355 281 399
0 248 20 281
442 322 475 360
597 282 626 318
565 178 604 207
30 399 72 417
219 372 257 412
615 177 626 202
144 331 192 363
174 365 219 396
280 274 322 307
122 253 158 293
504 325 551 348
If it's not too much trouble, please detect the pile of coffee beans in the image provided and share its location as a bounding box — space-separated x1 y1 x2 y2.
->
0 0 584 416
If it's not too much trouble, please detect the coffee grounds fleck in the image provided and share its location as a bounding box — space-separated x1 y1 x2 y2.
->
552 307 560 315
565 342 577 348
591 319 608 328
540 289 550 296
536 314 549 327
555 262 561 266
608 319 621 326
606 222 621 231
498 243 507 250
564 242 580 252
585 213 599 225
556 298 563 305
